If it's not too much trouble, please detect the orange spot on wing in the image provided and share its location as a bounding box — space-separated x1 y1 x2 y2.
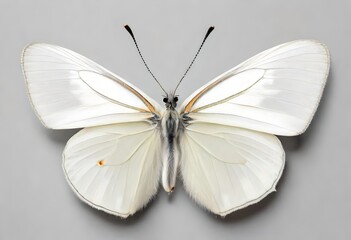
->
97 160 106 167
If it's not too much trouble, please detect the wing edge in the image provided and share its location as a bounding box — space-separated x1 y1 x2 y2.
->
22 43 51 128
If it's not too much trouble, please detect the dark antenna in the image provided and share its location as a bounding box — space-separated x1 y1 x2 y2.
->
174 26 215 92
124 25 167 94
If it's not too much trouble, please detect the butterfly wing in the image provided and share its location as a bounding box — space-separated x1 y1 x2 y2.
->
181 40 330 136
63 122 161 218
22 44 163 217
22 43 161 129
179 40 329 216
180 123 284 216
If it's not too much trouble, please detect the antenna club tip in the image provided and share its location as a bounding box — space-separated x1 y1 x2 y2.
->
124 25 135 39
208 26 215 32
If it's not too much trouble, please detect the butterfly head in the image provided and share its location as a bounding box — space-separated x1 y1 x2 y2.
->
163 92 178 109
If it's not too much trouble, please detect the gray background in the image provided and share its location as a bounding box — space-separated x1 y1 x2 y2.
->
1 0 350 239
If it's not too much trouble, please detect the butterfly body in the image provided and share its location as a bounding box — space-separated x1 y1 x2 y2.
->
159 93 182 193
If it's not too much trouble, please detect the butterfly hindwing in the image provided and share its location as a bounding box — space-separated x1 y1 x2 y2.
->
63 122 161 218
180 123 284 216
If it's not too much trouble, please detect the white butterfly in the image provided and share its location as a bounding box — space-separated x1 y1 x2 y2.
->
22 26 329 218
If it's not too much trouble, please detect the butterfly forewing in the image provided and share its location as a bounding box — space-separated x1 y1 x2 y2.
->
22 43 161 129
181 40 329 136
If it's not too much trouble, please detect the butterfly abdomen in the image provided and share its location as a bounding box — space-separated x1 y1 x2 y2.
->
161 110 180 193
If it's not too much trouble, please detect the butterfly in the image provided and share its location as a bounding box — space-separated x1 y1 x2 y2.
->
22 25 330 218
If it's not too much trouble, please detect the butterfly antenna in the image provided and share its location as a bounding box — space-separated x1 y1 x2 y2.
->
174 26 215 92
124 25 167 94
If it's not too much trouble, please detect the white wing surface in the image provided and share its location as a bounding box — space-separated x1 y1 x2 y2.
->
22 43 161 129
63 122 161 218
181 40 330 136
180 123 285 216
